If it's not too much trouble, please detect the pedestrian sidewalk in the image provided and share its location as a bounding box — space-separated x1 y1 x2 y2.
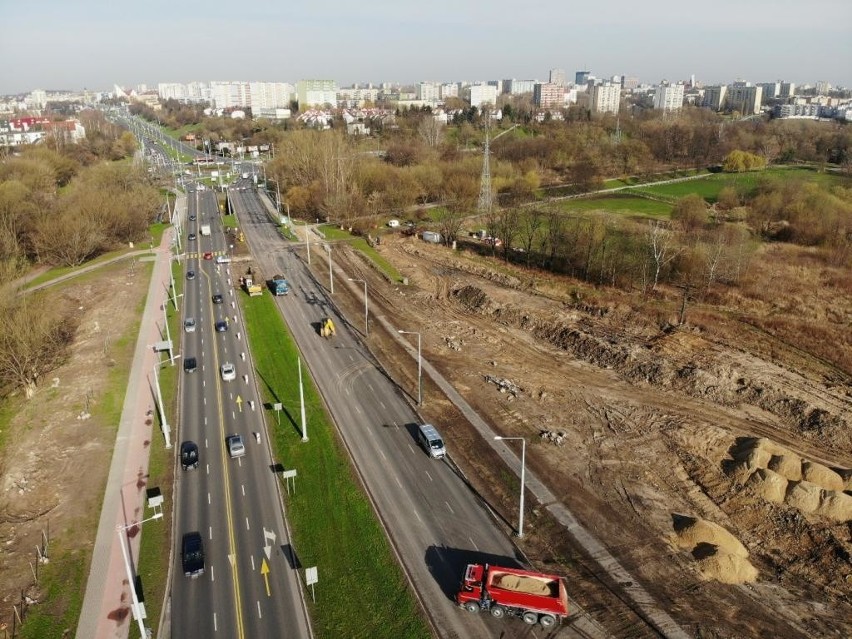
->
76 196 184 639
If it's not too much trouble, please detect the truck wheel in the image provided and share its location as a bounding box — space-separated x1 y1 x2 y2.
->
490 605 505 619
539 615 557 628
523 612 538 625
463 601 480 614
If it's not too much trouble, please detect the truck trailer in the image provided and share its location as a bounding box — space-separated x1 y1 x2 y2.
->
456 563 568 627
200 224 211 236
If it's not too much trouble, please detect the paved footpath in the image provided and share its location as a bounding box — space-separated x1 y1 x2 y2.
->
76 196 184 639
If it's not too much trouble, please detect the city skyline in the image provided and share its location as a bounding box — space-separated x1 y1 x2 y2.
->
2 0 851 95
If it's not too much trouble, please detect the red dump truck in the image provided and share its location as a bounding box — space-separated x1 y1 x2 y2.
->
456 563 568 627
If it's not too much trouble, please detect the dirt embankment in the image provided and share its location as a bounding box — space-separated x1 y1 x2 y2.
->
330 234 852 639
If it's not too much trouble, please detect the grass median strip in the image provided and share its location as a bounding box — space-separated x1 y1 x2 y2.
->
241 292 429 639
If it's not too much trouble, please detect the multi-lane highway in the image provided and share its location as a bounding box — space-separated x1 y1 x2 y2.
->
170 187 310 638
228 187 602 638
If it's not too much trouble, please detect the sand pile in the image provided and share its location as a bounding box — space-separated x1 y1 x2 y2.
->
767 454 802 481
695 548 759 585
493 574 553 596
747 468 788 503
801 461 844 491
837 467 852 492
785 481 821 513
815 490 852 522
672 515 757 584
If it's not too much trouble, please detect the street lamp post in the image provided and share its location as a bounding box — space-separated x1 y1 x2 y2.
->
494 436 526 538
348 278 368 336
397 330 421 406
117 512 163 638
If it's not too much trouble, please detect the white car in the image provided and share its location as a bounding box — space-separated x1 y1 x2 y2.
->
220 363 236 382
226 434 245 458
184 317 196 333
387 219 400 228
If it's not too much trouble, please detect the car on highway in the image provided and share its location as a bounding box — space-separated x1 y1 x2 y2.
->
186 270 196 280
180 441 199 470
212 293 223 304
220 363 236 382
181 532 205 577
214 320 228 333
183 356 197 373
226 434 245 458
188 233 197 241
189 214 196 221
184 317 196 332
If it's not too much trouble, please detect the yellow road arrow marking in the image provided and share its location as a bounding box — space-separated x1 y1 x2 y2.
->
236 395 243 413
260 558 271 597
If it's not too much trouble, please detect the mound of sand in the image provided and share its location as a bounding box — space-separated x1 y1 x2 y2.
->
747 468 788 503
815 490 852 522
673 517 748 558
767 454 802 481
785 481 821 513
493 574 553 596
837 467 852 492
801 461 844 491
696 548 758 584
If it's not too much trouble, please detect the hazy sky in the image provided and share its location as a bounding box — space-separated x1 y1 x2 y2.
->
2 0 850 94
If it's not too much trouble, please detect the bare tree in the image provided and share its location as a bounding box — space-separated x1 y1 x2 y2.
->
518 207 545 266
648 221 682 290
418 116 444 148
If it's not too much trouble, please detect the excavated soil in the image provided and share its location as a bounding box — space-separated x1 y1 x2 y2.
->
324 233 852 639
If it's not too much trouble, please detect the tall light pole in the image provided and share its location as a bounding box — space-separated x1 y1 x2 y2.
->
494 436 526 538
326 244 334 294
397 330 421 406
117 512 163 638
348 278 368 336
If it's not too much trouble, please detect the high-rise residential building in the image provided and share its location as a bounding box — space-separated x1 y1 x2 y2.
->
27 89 48 110
533 83 563 108
727 85 763 115
336 86 380 107
588 81 621 115
815 80 831 95
210 81 251 109
621 76 640 90
469 84 498 108
417 82 441 103
702 85 728 111
440 83 459 100
158 83 187 101
296 79 338 108
501 79 536 95
247 82 293 110
653 81 685 112
758 82 781 101
779 82 796 98
549 69 566 87
575 70 591 86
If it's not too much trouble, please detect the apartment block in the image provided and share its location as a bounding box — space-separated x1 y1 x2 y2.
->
503 79 536 95
533 83 563 108
653 82 685 111
779 82 796 98
549 69 566 87
575 70 591 86
588 81 621 115
210 81 251 109
417 82 441 104
702 85 728 111
758 82 781 101
249 82 294 110
727 84 763 115
296 79 338 108
440 83 459 100
470 84 498 108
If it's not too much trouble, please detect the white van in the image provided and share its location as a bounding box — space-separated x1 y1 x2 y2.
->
215 255 232 264
417 424 446 459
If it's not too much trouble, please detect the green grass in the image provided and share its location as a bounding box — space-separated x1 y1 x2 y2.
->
241 294 429 639
222 214 238 230
311 226 404 282
19 262 154 639
559 195 673 218
133 260 181 639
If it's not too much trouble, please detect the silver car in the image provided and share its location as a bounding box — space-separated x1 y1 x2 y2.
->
184 317 196 333
220 363 236 382
226 434 245 458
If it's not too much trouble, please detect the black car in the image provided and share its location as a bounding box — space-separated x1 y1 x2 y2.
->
186 270 196 280
214 320 228 333
212 294 223 304
188 233 197 241
183 356 197 373
180 441 199 470
189 214 196 221
181 532 205 577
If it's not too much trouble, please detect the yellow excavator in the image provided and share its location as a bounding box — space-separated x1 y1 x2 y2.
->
320 317 336 338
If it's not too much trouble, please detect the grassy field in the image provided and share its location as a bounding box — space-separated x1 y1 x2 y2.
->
315 226 404 282
559 195 673 218
241 293 429 639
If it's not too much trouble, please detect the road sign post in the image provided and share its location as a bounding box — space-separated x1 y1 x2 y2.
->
273 402 283 426
306 566 318 603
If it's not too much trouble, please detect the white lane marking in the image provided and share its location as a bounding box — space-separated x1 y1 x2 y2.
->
367 383 374 393
241 484 245 496
203 396 207 406
213 613 217 631
407 444 415 455
379 449 387 461
251 555 255 571
445 501 455 514
469 536 479 551
425 471 433 482
344 387 350 396
354 405 362 415
348 353 354 362
209 526 213 539
414 509 422 523
395 475 402 489
257 601 262 619
210 565 215 582
207 492 211 505
206 464 210 475
379 401 386 410
246 517 250 531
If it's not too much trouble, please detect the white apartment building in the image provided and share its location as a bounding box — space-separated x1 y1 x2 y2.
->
779 82 796 98
296 80 338 108
417 82 441 104
758 82 780 101
502 79 536 95
653 82 685 112
337 86 380 108
588 81 621 115
702 85 728 111
210 81 251 109
26 89 47 110
727 84 763 115
815 80 831 95
249 82 293 110
470 84 498 108
549 69 566 87
440 83 459 100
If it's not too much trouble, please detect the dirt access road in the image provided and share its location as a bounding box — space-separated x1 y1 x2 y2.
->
318 232 851 639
